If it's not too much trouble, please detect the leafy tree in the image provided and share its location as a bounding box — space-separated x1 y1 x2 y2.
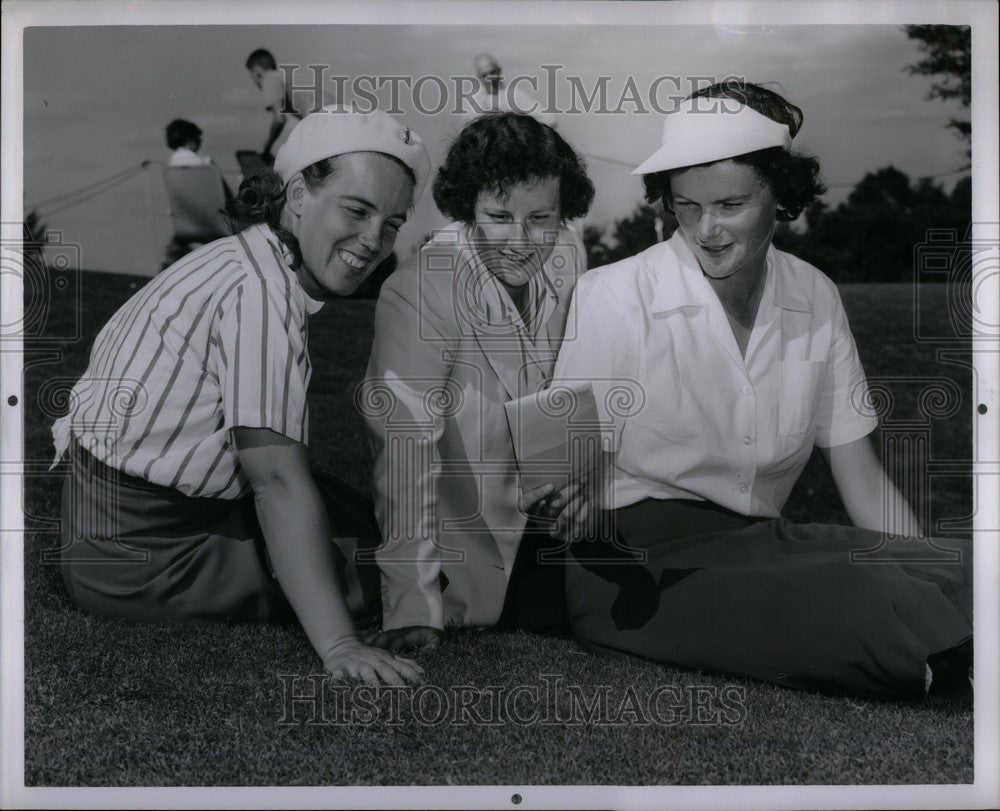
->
772 167 970 282
904 25 971 154
605 204 659 264
582 224 611 269
949 174 971 211
585 204 678 268
22 209 48 266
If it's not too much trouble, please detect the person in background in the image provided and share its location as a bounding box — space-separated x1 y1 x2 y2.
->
245 48 306 163
459 53 555 126
166 119 212 166
54 109 430 685
471 53 505 111
553 80 972 701
162 118 234 268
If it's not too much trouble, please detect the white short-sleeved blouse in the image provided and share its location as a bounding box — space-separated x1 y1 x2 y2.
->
553 230 878 517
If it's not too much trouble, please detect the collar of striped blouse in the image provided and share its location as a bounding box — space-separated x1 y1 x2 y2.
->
259 224 325 313
631 98 792 176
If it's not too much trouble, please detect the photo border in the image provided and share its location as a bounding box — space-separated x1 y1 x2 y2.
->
2 1 997 808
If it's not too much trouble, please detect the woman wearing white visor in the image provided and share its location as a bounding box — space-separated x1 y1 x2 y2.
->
553 81 972 700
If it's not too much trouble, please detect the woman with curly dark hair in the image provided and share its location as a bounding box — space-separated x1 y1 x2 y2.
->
51 109 430 686
361 112 595 652
553 81 972 700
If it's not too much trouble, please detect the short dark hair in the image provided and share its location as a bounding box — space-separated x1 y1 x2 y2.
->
165 119 202 150
433 112 594 224
642 80 826 222
223 153 416 269
245 49 277 71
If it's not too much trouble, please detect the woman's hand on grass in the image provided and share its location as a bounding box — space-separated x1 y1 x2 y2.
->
323 637 425 686
371 625 443 653
234 428 434 685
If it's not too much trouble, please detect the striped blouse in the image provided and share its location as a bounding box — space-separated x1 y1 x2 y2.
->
51 224 324 500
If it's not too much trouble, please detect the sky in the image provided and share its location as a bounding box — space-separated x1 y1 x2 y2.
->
21 18 970 276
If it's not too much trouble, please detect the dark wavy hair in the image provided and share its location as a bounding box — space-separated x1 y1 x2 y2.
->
642 80 826 222
433 112 594 224
165 119 202 150
245 48 277 71
222 153 415 268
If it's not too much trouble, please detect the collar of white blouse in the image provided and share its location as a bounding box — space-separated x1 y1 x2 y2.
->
649 232 813 316
648 233 814 373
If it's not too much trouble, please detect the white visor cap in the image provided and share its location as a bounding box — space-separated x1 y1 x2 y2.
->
632 97 792 176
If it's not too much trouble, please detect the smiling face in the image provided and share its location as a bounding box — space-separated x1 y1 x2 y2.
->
286 152 413 298
669 159 779 284
471 177 561 288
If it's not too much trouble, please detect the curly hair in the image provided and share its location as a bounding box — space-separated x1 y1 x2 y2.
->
642 80 826 222
433 112 594 224
245 49 277 71
222 159 336 268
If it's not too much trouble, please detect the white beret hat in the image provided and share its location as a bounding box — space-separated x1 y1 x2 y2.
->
632 97 792 176
274 106 432 200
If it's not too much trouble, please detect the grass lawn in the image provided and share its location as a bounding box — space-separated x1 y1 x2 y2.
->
21 272 973 786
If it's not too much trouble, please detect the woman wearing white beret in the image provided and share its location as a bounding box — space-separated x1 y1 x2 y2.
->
52 109 430 685
553 81 972 700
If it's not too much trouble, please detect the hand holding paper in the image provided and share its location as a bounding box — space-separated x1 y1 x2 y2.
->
504 383 611 537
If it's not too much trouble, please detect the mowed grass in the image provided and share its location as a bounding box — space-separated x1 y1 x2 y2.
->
22 272 973 786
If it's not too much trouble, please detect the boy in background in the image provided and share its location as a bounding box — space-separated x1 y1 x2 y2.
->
245 48 305 162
